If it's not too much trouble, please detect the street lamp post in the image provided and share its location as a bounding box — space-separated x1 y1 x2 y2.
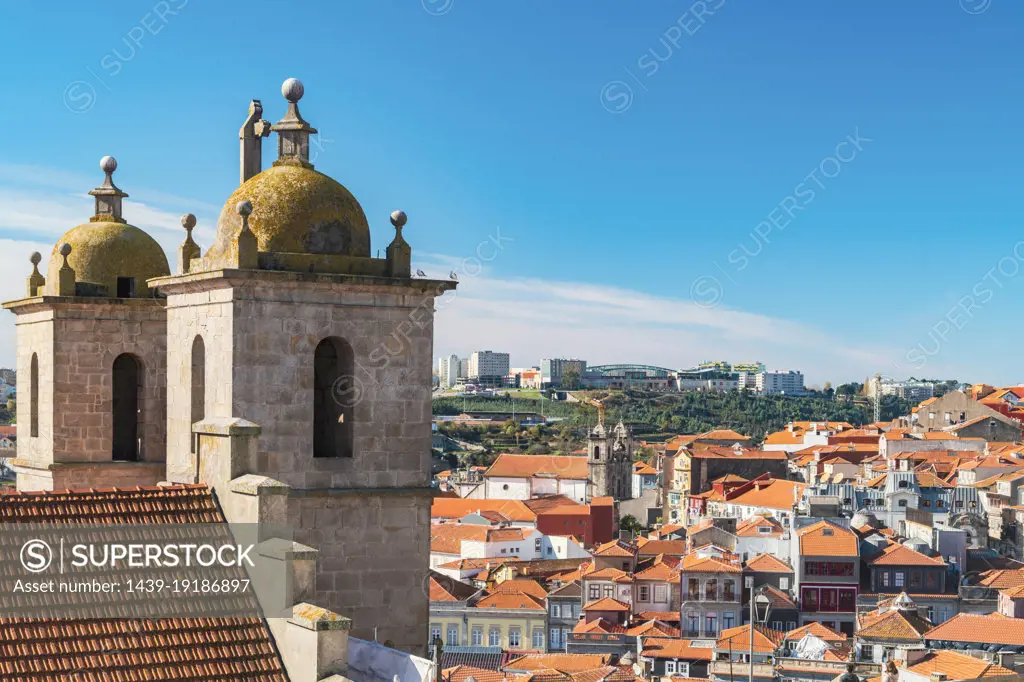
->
747 582 772 682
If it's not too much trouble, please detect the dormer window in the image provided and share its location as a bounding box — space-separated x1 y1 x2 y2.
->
822 528 834 536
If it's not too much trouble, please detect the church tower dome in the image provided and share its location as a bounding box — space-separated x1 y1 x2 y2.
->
203 79 371 268
46 156 170 297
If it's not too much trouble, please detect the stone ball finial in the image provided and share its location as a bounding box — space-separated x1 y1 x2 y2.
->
30 252 42 266
390 210 407 228
181 213 197 230
59 243 72 258
282 78 304 103
100 156 118 174
236 200 253 217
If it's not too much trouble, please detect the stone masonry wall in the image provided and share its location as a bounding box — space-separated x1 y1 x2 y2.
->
51 301 167 465
164 284 236 482
291 490 431 654
226 278 435 490
14 307 54 465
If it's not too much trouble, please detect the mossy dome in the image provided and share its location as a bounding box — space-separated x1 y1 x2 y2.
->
47 220 170 297
206 164 371 265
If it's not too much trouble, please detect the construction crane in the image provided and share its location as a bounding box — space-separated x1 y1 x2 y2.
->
877 373 886 423
587 397 607 426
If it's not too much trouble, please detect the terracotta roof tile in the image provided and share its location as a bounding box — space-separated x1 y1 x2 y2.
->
582 597 630 611
489 579 548 600
473 592 545 610
485 454 588 480
785 621 847 642
856 609 931 642
924 612 1024 646
735 515 783 537
717 624 785 653
504 653 612 673
798 520 858 557
432 498 537 522
680 554 741 573
726 478 805 511
640 637 715 661
0 485 286 682
592 539 636 558
905 650 1015 681
636 540 689 557
745 553 793 573
869 542 945 567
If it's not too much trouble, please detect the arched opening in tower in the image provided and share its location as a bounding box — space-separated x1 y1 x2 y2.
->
313 337 355 458
112 353 143 461
190 336 206 453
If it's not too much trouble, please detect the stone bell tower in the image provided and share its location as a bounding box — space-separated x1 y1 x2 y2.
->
150 79 454 652
587 406 633 502
3 157 171 491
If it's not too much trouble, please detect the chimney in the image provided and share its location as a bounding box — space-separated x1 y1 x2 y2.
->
239 100 272 184
998 652 1015 670
930 673 948 682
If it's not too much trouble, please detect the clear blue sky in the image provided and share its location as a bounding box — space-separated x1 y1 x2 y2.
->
1 0 1022 385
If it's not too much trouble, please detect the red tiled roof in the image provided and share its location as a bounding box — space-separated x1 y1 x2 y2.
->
785 621 847 642
582 597 630 611
798 520 858 557
485 454 588 480
905 650 1015 681
869 542 945 567
432 497 537 523
636 539 689 556
0 485 287 681
924 612 1024 646
473 592 545 610
745 553 793 573
640 637 715 661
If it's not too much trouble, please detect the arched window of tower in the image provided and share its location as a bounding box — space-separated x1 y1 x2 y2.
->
112 353 144 461
313 337 355 458
190 336 206 453
593 446 601 460
29 353 39 438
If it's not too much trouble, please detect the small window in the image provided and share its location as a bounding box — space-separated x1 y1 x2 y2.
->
899 480 909 488
116 276 136 298
489 629 500 647
898 500 908 507
822 528 834 536
922 500 932 508
503 484 510 491
895 572 905 587
471 628 483 646
780 577 789 590
937 500 945 509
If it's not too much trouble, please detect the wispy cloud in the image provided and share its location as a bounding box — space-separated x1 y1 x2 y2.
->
0 166 897 385
417 252 895 384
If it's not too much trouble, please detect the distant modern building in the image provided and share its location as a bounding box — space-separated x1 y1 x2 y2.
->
868 378 935 402
469 350 510 387
438 354 460 388
540 358 587 388
757 370 806 395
